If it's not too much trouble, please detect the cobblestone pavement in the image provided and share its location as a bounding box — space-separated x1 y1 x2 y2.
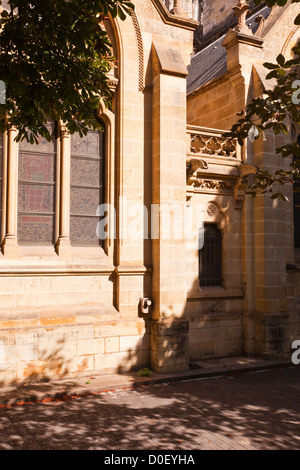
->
0 367 299 450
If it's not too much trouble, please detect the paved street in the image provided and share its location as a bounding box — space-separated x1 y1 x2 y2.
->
0 366 299 450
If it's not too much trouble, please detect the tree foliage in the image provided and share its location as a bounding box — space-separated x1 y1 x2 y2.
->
0 0 134 143
224 0 300 199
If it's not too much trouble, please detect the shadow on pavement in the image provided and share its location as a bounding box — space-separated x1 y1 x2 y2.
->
0 367 299 450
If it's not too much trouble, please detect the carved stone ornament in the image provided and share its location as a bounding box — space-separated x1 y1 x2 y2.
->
207 204 218 217
186 158 208 186
239 164 257 178
188 177 236 193
233 0 252 35
186 158 236 193
255 14 266 37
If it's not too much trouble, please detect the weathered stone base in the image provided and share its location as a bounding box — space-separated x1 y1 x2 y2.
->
188 312 243 360
188 309 294 361
0 306 150 385
255 312 292 359
287 268 300 344
150 319 190 374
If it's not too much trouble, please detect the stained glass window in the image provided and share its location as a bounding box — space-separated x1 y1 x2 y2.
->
70 126 105 246
0 134 3 240
18 123 57 245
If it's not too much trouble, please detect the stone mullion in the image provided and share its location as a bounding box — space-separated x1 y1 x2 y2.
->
1 130 8 244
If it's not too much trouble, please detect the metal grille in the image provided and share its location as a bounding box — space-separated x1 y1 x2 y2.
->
199 223 223 287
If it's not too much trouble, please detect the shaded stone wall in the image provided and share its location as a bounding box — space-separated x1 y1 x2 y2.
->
187 2 300 361
0 0 197 384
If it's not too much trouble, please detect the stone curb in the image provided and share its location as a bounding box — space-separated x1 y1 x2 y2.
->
0 358 295 407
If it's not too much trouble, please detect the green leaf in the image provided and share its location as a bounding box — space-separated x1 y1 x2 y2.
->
276 54 285 67
263 62 278 70
266 70 279 80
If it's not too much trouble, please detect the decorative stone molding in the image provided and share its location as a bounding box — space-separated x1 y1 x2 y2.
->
131 9 145 92
281 25 300 56
187 175 236 194
186 126 241 199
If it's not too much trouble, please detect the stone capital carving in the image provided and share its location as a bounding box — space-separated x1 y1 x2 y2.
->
107 76 119 94
59 121 69 139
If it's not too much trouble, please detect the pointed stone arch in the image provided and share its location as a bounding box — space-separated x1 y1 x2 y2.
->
281 25 300 58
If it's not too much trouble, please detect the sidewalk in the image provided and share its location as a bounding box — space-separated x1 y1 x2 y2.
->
0 355 294 407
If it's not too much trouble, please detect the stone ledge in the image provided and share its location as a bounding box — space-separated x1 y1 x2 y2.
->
0 305 120 325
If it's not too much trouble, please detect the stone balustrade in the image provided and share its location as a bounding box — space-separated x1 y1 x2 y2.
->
187 125 240 160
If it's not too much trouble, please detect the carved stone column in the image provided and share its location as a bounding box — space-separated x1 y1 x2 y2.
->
56 121 71 256
2 126 18 257
170 0 188 17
